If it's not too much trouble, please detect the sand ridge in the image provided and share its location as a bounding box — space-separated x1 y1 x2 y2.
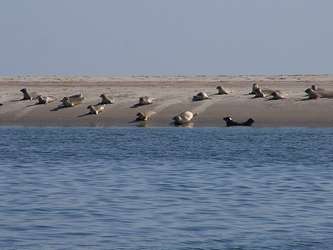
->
0 75 333 127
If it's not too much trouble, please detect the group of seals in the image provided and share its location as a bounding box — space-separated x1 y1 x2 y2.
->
250 83 285 100
5 83 331 127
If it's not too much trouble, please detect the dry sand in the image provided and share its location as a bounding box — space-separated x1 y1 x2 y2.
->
0 75 333 127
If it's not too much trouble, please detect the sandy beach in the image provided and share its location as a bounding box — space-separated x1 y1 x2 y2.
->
0 75 333 127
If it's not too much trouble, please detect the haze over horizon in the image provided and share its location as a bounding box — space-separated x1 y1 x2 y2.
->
1 0 332 76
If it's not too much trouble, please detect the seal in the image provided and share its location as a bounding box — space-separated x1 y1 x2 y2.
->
270 91 285 100
36 95 56 104
249 83 259 95
192 92 210 101
99 94 114 104
61 93 84 107
136 111 156 121
305 88 333 99
223 116 254 127
216 86 229 95
87 104 105 115
173 111 198 125
20 88 39 100
139 96 154 105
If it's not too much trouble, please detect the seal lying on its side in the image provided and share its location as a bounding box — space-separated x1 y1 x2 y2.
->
99 94 114 104
61 93 84 107
36 95 56 104
173 111 198 125
87 104 105 115
270 91 285 100
20 88 39 100
136 111 156 121
192 92 210 101
223 116 254 127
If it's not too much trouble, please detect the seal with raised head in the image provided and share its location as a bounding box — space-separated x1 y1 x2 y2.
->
136 111 156 121
249 83 259 95
87 104 105 115
139 96 154 105
20 88 39 100
223 116 254 127
173 111 198 125
305 88 333 99
216 86 229 95
99 94 114 105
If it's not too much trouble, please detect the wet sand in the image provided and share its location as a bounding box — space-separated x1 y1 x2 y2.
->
0 75 333 127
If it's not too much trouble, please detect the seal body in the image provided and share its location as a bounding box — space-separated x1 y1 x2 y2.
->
61 93 84 107
223 117 254 127
138 96 153 105
87 105 105 115
100 94 114 104
136 111 156 121
192 92 209 101
173 111 198 125
216 86 228 95
20 88 39 100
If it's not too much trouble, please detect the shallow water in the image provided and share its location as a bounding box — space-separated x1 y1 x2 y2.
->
0 127 333 250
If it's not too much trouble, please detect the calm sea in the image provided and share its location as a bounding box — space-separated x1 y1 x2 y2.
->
0 127 332 250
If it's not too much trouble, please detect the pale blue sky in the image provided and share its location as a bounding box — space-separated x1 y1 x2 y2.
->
0 0 332 75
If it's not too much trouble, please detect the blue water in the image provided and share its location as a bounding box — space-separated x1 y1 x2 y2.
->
0 127 333 250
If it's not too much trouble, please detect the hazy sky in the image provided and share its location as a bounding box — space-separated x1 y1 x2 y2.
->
0 0 332 75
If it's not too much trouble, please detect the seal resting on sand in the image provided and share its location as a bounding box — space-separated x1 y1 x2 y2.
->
87 104 105 115
254 87 280 98
139 96 154 105
36 95 56 104
20 88 39 100
305 88 333 99
136 111 156 121
99 94 114 104
249 83 259 95
216 86 228 95
173 111 198 125
270 91 285 100
61 93 84 107
223 116 254 127
192 92 210 101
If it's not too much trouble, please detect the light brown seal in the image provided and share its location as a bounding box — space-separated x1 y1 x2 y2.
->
305 88 333 99
173 111 198 125
192 92 210 101
61 93 84 107
36 95 56 104
136 111 156 121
